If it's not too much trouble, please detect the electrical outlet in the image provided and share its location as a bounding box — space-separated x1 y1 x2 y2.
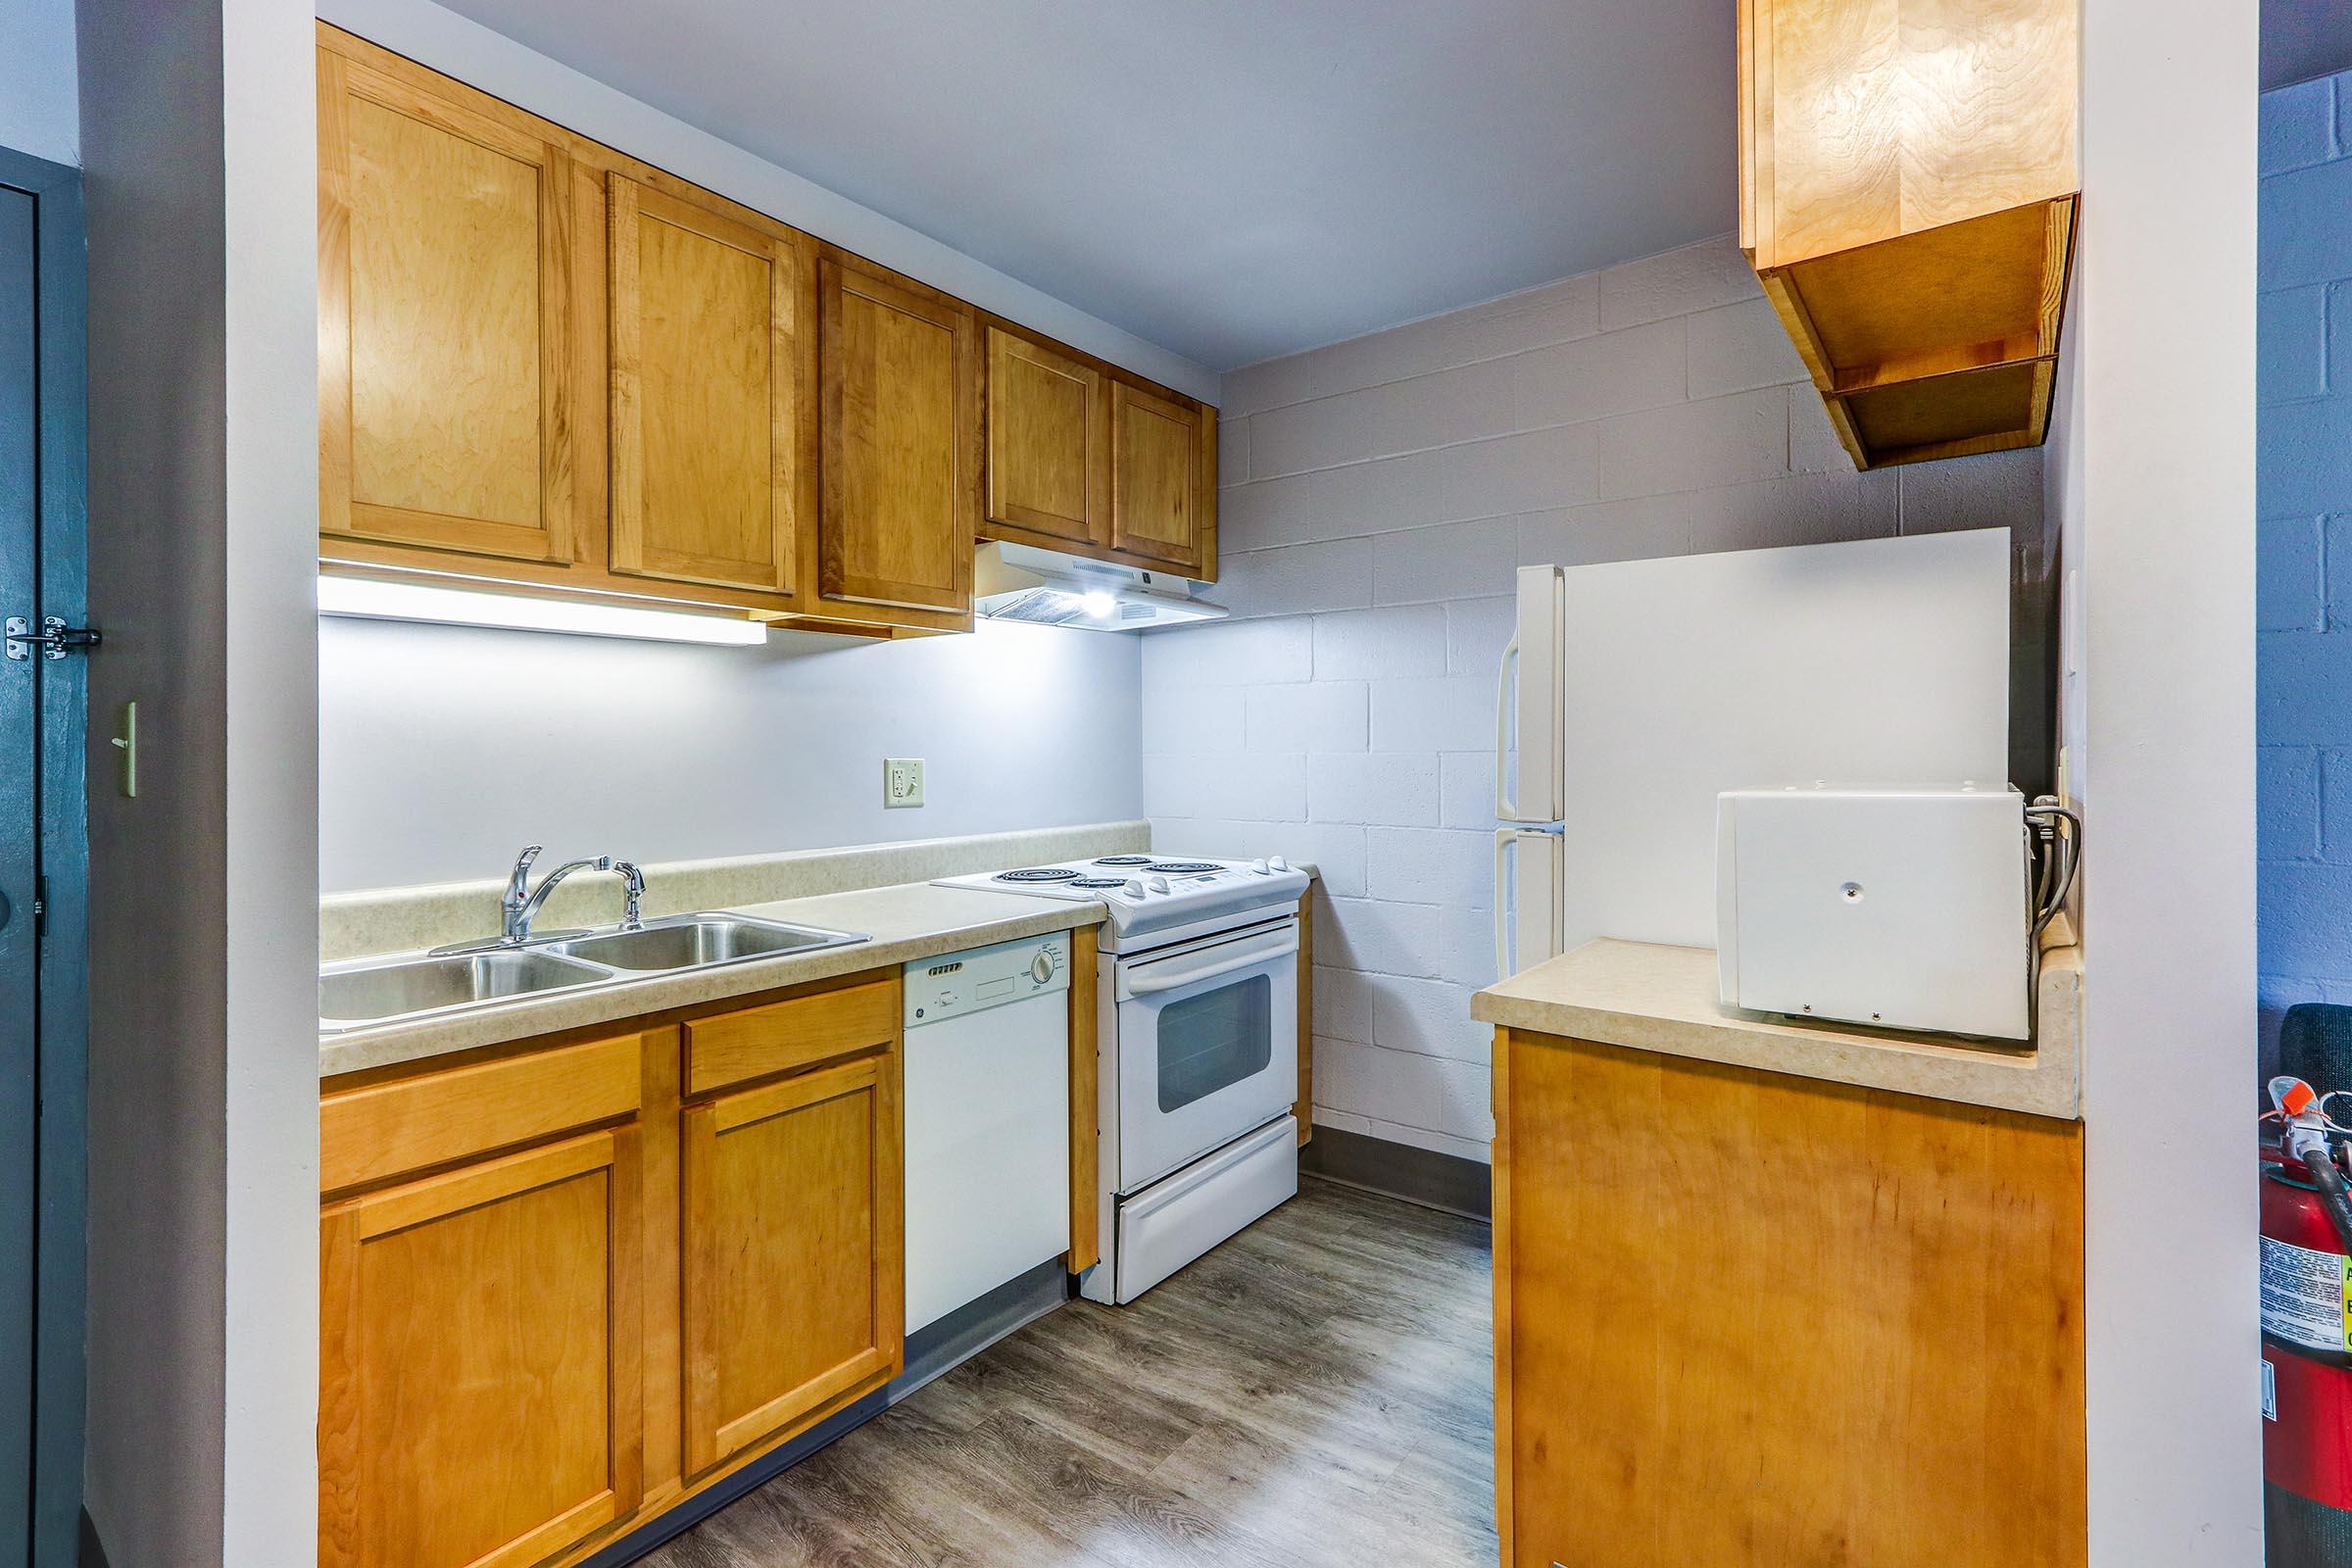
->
884 757 925 808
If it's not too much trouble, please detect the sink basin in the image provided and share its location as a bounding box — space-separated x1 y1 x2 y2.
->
545 913 863 972
319 913 867 1032
320 949 612 1030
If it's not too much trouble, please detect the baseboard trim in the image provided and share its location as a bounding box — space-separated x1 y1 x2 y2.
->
889 1256 1070 1402
1300 1125 1493 1220
585 1259 1072 1566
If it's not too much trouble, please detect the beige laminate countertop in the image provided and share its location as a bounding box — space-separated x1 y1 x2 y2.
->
319 881 1107 1079
1471 927 2083 1120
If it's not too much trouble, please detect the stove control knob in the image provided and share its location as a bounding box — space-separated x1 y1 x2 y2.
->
1268 855 1291 873
1148 875 1171 895
1030 952 1054 984
1124 878 1147 899
1250 858 1271 875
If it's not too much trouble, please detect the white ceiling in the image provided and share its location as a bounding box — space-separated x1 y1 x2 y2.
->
437 0 1737 372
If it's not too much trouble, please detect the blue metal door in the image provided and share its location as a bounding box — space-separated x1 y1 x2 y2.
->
0 144 86 1568
0 174 38 1568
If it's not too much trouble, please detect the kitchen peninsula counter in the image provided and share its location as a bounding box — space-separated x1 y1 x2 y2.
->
1471 919 2082 1120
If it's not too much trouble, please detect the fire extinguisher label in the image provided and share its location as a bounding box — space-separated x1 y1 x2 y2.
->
2262 1235 2352 1351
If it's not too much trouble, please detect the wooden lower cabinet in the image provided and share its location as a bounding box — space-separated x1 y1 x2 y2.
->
681 1053 903 1474
319 973 906 1568
318 1129 644 1568
1493 1027 2086 1568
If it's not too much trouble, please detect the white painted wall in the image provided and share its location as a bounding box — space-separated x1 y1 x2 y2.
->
318 616 1143 891
315 0 1217 403
2061 0 2263 1560
1147 239 2051 1163
220 1 319 1560
0 0 78 166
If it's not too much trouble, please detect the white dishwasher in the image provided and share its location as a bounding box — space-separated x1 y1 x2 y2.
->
902 931 1071 1334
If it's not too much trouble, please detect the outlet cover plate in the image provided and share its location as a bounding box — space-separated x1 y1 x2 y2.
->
884 757 925 808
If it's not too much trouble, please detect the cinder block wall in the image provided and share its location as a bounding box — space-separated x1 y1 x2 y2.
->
1148 237 2047 1161
2259 68 2352 1070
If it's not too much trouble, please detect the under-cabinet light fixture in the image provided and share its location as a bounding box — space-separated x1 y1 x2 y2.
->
318 575 769 647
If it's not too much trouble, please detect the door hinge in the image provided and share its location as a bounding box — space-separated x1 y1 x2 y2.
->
31 877 44 938
5 615 101 661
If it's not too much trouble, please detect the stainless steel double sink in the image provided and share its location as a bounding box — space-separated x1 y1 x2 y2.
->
319 912 867 1032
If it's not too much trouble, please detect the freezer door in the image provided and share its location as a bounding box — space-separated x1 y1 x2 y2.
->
1498 564 1565 825
1494 826 1565 982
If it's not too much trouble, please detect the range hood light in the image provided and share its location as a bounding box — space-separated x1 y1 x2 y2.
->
974 542 1226 632
318 575 769 647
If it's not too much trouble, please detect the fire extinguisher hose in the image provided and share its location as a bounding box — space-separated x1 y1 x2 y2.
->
2300 1146 2352 1257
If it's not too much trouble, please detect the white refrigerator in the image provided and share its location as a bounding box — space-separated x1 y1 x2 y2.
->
1492 528 2015 982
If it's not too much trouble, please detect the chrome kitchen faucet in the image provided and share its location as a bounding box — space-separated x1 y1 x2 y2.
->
496 844 647 946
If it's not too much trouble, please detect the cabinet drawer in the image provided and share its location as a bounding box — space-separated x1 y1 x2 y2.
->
685 977 898 1097
321 1031 646 1195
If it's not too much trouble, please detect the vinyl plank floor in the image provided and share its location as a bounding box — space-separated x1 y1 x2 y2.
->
639 1175 1497 1568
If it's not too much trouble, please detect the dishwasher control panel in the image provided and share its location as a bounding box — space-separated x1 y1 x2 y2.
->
904 931 1071 1026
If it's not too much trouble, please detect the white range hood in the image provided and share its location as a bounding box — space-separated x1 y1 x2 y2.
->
974 542 1226 632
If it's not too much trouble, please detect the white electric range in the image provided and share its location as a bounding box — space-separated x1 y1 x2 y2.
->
933 854 1309 1302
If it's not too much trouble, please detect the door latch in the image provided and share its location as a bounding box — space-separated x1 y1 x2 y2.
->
5 616 101 661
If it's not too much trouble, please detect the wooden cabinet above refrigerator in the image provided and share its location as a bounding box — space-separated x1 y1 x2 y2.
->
1738 0 2079 469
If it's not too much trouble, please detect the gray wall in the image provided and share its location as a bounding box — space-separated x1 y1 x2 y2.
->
75 0 320 1561
318 617 1145 892
1147 238 2049 1162
76 0 231 1557
0 0 78 167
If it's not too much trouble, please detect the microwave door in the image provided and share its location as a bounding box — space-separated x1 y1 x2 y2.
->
1494 825 1565 982
1496 564 1566 827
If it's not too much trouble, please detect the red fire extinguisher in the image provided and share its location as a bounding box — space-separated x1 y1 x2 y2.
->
2262 1074 2352 1564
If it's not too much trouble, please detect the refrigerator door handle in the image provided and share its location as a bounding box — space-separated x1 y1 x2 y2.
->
1494 632 1520 820
1494 826 1538 982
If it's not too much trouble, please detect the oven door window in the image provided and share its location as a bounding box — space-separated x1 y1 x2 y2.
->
1156 975 1273 1113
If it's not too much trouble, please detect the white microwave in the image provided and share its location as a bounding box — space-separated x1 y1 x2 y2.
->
1716 784 2033 1040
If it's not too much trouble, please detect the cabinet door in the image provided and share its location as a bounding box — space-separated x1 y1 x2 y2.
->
984 326 1105 550
319 1130 643 1568
1496 1029 2084 1567
318 44 577 564
1743 0 2078 267
680 1054 903 1475
817 255 977 614
609 173 814 601
1108 380 1208 573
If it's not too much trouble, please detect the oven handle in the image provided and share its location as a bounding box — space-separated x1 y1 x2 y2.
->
1120 926 1299 998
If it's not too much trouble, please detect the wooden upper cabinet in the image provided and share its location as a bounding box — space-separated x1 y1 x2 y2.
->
981 323 1220 580
817 252 978 618
609 172 814 603
318 1129 644 1568
1738 0 2078 468
984 326 1105 551
1108 380 1212 572
318 39 577 564
680 1052 903 1475
1740 0 2077 268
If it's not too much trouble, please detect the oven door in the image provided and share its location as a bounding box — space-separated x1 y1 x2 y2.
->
1111 916 1299 1195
